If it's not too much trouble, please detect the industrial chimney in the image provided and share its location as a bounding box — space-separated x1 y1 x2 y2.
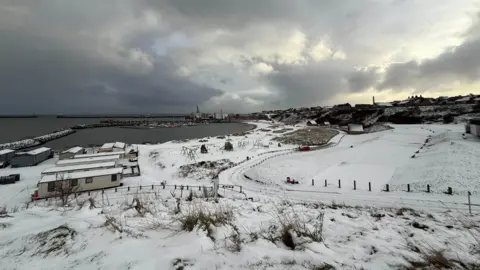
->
372 96 375 105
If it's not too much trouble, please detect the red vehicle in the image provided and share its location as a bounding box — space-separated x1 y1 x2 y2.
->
299 145 310 151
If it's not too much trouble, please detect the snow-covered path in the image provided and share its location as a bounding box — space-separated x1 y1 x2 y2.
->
219 124 480 213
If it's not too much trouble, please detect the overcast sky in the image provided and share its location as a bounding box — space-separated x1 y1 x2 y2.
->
0 0 479 114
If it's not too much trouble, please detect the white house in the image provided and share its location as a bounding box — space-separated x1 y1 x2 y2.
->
348 124 364 134
59 146 85 160
37 167 123 199
56 155 120 167
99 142 126 153
41 161 117 175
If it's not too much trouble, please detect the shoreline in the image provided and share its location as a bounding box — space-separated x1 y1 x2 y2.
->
0 122 256 151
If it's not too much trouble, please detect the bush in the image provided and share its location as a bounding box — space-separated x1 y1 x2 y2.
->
177 204 234 232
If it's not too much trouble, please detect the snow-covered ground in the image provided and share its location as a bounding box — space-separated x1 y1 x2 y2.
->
1 120 480 269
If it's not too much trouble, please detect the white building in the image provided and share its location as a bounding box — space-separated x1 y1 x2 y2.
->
470 118 480 137
56 155 120 167
59 146 85 160
42 161 117 175
348 124 364 134
74 152 123 159
37 167 123 199
98 142 126 153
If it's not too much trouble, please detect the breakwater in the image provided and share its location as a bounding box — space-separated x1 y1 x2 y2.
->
0 129 75 150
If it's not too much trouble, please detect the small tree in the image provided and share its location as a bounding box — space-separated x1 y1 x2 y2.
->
53 173 79 206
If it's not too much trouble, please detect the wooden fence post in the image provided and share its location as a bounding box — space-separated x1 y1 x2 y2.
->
407 184 410 192
152 185 154 190
240 186 243 193
174 184 177 190
312 179 314 186
354 180 356 190
385 184 389 192
427 184 430 193
338 179 341 188
325 179 327 187
468 191 472 215
368 182 371 192
128 186 130 191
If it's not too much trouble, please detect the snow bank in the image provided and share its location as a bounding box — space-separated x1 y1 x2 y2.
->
1 197 479 270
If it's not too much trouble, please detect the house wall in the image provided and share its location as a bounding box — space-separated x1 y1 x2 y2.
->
10 155 35 167
33 150 53 165
471 124 480 137
0 152 15 163
59 152 75 160
37 173 123 198
98 148 113 153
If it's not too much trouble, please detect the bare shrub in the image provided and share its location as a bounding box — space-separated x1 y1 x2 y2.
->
176 204 234 232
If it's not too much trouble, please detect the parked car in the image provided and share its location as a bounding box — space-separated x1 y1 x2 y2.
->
299 145 310 151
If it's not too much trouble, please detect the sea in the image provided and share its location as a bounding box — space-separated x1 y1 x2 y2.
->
0 117 254 150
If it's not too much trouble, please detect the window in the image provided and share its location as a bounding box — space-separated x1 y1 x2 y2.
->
71 179 78 186
111 174 117 182
85 177 93 184
47 182 55 192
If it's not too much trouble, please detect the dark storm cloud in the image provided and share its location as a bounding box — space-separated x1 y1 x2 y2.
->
262 61 351 108
0 1 222 114
378 34 480 91
347 67 380 92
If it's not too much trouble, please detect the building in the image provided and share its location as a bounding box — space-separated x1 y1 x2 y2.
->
0 149 15 164
470 118 480 137
42 161 117 175
306 120 318 126
348 124 364 134
10 147 53 167
56 155 120 167
37 167 123 199
98 142 126 153
59 146 85 160
374 102 393 107
74 152 123 159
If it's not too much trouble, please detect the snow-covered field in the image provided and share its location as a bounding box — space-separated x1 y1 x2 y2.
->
1 121 480 269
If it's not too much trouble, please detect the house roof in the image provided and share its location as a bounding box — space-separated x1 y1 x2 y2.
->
39 167 123 183
375 102 393 107
25 147 51 156
307 120 317 125
62 146 83 154
75 152 123 159
0 149 14 155
56 155 120 166
100 142 126 149
42 161 117 175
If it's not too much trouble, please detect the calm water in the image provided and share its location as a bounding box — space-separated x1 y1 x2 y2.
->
0 117 253 150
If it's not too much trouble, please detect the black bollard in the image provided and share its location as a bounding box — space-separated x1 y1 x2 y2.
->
325 179 327 187
427 184 430 193
312 179 314 186
338 179 341 188
407 184 410 192
354 180 356 190
368 182 371 192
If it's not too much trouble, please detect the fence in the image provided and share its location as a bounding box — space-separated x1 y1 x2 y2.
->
40 183 245 202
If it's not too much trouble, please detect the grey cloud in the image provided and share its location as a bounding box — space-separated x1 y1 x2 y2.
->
347 67 380 92
262 61 351 108
0 1 223 114
378 34 480 91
